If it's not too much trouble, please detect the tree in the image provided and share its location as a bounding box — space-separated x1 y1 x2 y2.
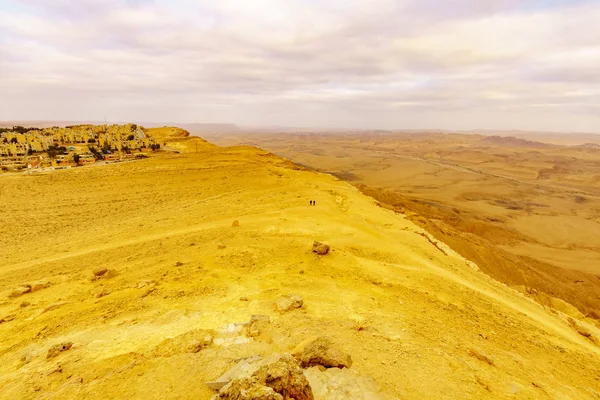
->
73 153 80 164
10 137 18 144
88 146 103 160
127 134 135 141
88 138 96 143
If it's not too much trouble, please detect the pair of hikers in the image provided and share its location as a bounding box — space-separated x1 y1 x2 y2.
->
309 200 317 206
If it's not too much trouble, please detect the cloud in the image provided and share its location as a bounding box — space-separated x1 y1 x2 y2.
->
0 0 599 131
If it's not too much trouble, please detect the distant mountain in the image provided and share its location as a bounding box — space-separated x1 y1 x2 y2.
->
479 135 551 148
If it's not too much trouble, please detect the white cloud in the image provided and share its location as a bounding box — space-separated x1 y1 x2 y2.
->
0 0 599 131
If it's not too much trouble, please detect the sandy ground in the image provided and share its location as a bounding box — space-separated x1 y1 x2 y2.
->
1 138 600 399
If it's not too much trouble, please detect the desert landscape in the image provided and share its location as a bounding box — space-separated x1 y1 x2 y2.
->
204 131 600 324
1 127 600 399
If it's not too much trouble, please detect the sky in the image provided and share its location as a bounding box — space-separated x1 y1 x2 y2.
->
1 0 599 131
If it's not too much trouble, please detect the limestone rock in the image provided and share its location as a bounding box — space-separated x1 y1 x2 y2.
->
212 354 313 400
47 342 73 359
294 337 352 369
10 286 31 298
92 266 108 276
312 242 330 256
276 294 303 312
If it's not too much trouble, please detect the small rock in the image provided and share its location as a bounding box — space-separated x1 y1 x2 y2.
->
102 269 118 279
468 348 494 366
247 315 271 338
46 363 63 375
137 280 156 289
43 301 68 314
0 314 16 324
276 294 304 312
47 342 73 359
175 261 184 267
20 301 30 308
30 281 49 292
187 339 204 353
92 267 108 276
20 352 33 365
217 241 226 250
93 286 109 298
299 270 305 274
232 220 240 227
10 286 31 298
250 315 271 323
239 296 249 301
294 337 352 369
312 241 330 255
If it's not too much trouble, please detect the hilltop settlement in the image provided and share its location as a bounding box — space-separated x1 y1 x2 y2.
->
0 124 161 172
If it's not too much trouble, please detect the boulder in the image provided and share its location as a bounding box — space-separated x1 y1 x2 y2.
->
294 337 352 369
232 220 240 227
10 286 31 298
212 354 313 400
276 295 303 312
47 342 73 359
312 242 330 256
92 266 108 276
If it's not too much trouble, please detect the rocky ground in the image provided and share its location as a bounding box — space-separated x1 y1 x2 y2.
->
1 137 600 399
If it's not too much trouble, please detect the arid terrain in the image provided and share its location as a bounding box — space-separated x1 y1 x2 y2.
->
204 131 600 324
1 128 600 399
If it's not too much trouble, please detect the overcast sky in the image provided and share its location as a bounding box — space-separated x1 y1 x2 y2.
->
1 0 599 131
